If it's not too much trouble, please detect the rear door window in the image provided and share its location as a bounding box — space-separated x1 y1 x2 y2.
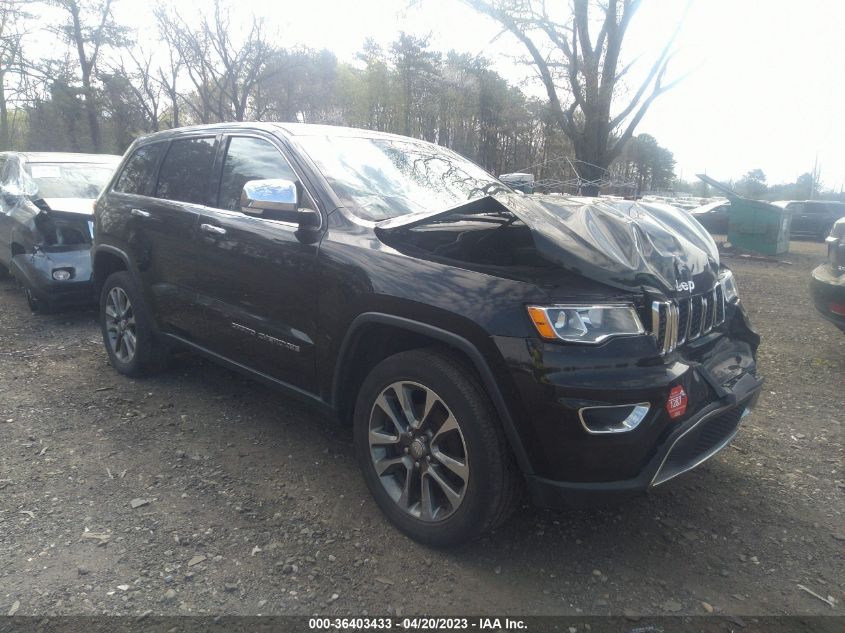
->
114 143 164 196
155 137 217 205
216 136 298 212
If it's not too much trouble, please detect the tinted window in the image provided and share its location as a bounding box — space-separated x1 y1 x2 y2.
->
217 136 297 211
114 144 163 195
155 137 216 205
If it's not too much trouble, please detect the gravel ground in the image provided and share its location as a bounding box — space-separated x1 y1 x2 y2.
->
0 239 842 618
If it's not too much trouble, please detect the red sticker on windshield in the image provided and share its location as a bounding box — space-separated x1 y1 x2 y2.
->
666 385 688 419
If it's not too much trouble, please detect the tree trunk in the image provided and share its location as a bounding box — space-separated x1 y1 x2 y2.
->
0 69 9 150
576 155 605 197
82 77 101 152
69 1 102 152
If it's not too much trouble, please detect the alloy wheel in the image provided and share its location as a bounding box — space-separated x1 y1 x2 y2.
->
368 381 469 522
105 286 138 363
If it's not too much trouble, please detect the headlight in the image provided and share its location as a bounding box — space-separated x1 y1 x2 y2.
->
720 269 739 303
527 304 644 343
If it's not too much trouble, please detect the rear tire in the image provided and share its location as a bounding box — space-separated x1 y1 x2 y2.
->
353 348 521 547
100 270 169 376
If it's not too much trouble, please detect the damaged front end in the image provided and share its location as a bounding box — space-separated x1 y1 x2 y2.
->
375 192 759 352
375 193 763 503
9 199 96 310
376 192 723 297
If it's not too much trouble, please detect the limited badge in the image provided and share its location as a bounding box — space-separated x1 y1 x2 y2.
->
666 385 688 419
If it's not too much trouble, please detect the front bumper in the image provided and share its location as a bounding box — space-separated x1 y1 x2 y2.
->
493 302 764 508
10 246 94 307
527 386 761 508
810 263 845 333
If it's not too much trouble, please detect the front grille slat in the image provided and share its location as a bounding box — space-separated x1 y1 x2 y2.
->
715 284 725 324
689 295 702 340
677 297 690 345
703 292 714 333
651 281 728 355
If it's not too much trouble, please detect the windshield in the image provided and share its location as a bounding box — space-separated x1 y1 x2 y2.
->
24 162 116 199
295 134 509 221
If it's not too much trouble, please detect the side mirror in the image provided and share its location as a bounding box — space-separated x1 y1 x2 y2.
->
240 179 320 228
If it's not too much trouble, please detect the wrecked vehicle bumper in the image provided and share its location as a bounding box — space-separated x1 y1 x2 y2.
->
494 302 763 509
10 245 94 307
810 263 845 333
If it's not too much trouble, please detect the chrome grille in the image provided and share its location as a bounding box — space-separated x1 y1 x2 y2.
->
652 283 726 355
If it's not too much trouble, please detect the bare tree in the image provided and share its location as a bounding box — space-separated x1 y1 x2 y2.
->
0 0 32 149
155 0 271 123
110 46 162 132
154 27 182 128
51 0 129 151
466 0 687 195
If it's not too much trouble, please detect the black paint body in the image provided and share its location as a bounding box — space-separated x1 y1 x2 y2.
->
810 218 845 333
787 200 845 241
93 123 764 507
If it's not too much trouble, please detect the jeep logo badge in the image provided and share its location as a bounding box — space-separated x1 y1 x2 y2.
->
676 280 695 293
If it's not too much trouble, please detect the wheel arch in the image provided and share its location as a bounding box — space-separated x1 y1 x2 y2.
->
92 245 131 296
333 312 533 475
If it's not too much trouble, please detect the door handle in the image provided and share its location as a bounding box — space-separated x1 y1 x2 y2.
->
131 208 151 218
200 223 227 236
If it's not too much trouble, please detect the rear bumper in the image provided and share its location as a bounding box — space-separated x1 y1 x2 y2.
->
525 378 762 509
810 263 845 332
10 247 94 307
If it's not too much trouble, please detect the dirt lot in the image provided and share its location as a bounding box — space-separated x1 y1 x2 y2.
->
0 239 843 618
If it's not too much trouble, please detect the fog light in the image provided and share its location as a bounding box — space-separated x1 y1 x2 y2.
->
52 268 72 281
579 403 650 434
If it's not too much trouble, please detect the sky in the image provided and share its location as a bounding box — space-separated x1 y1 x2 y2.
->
95 1 845 189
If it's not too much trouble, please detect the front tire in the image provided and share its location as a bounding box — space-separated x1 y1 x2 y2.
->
24 285 43 312
100 270 168 376
353 348 520 546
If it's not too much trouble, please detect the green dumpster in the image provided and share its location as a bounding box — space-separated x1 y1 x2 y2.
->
697 174 792 256
725 196 792 255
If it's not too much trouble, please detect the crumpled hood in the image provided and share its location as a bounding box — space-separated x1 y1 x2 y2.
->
39 197 95 216
376 193 720 297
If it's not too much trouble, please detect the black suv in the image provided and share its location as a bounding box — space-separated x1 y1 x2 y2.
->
93 123 763 545
774 200 845 241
